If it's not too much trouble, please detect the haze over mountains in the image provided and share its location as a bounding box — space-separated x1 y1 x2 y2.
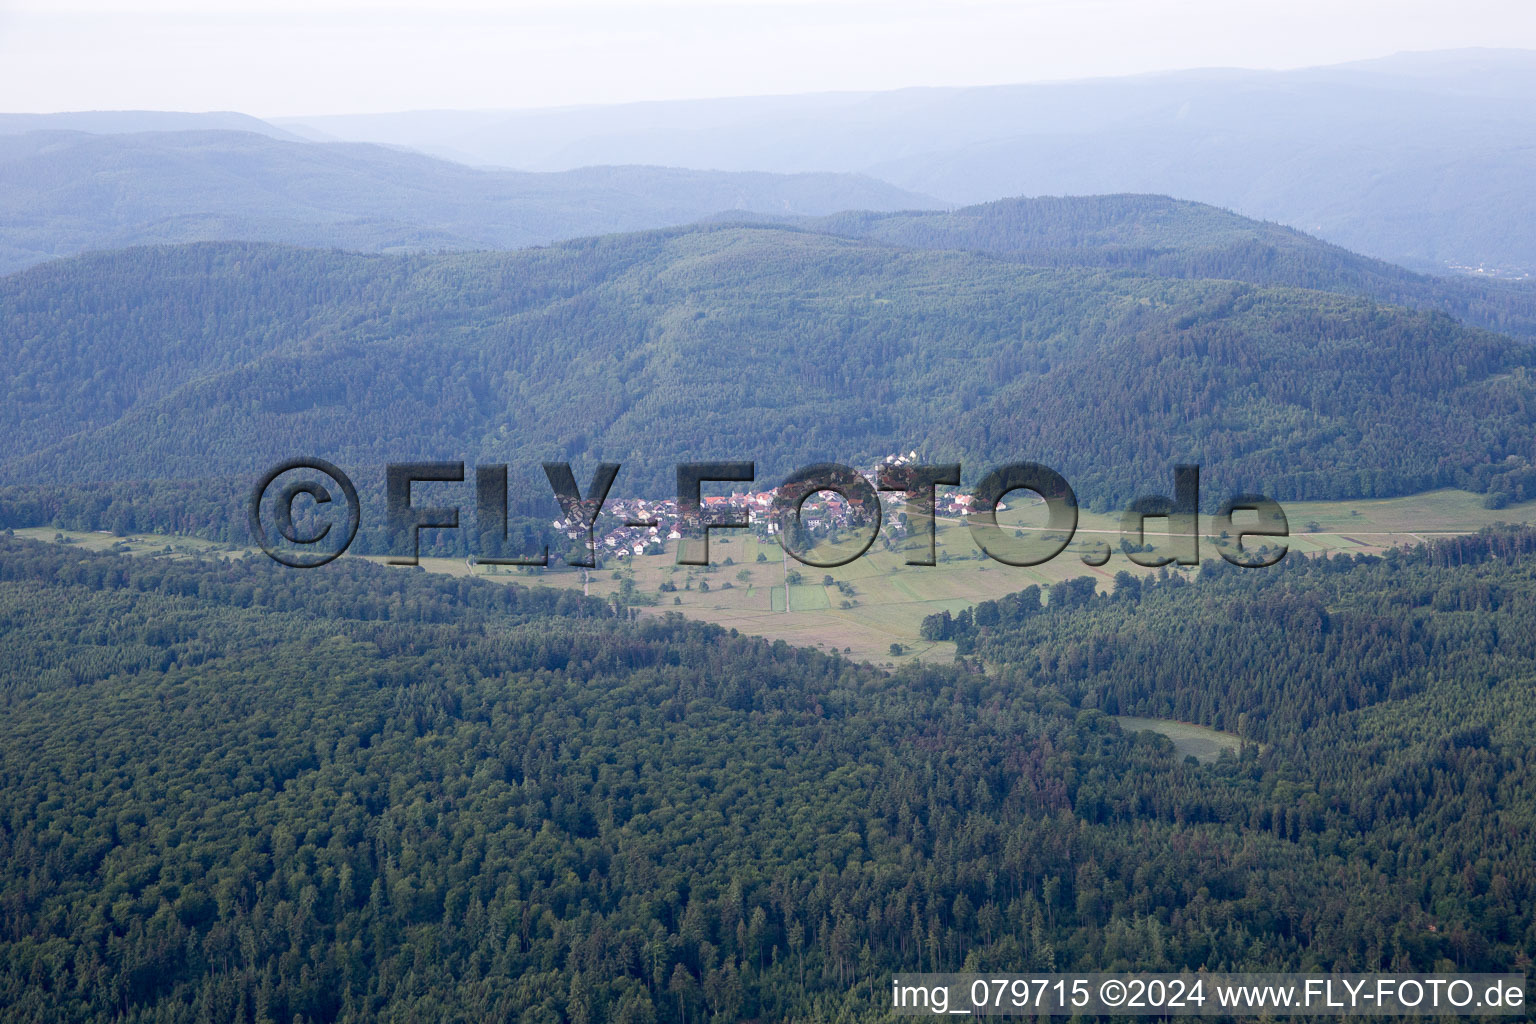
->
0 128 937 274
4 49 1536 526
3 49 1534 276
280 48 1536 275
3 50 1535 519
0 110 300 140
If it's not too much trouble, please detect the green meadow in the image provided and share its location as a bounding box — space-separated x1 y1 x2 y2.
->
18 487 1536 668
1113 716 1243 763
456 488 1536 666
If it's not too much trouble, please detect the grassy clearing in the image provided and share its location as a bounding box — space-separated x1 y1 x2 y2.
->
482 489 1536 664
19 488 1536 667
1113 716 1242 763
12 527 252 559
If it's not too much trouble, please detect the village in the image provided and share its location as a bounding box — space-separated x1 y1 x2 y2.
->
537 452 1011 568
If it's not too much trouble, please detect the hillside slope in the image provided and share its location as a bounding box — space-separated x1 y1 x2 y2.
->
2 227 1533 507
787 195 1536 340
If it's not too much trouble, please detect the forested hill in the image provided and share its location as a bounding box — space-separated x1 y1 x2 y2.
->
281 49 1536 273
0 128 939 274
0 530 1532 1020
4 229 1535 508
785 195 1536 340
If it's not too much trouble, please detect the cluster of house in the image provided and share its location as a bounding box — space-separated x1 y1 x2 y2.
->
552 451 1009 564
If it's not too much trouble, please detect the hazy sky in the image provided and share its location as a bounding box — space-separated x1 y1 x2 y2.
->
2 0 1534 116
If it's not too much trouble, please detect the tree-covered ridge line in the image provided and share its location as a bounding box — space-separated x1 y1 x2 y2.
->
1 530 1533 1020
273 51 1536 275
0 127 942 276
781 195 1536 341
3 227 1535 509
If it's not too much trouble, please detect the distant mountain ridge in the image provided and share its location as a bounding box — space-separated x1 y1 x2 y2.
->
0 110 301 140
0 129 941 274
277 49 1536 274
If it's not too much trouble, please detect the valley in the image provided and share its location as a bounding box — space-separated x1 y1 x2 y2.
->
5 32 1536 1024
20 486 1536 666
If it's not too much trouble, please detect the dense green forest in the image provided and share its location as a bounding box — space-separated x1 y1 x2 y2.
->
0 531 1532 1021
4 224 1535 520
794 195 1536 341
